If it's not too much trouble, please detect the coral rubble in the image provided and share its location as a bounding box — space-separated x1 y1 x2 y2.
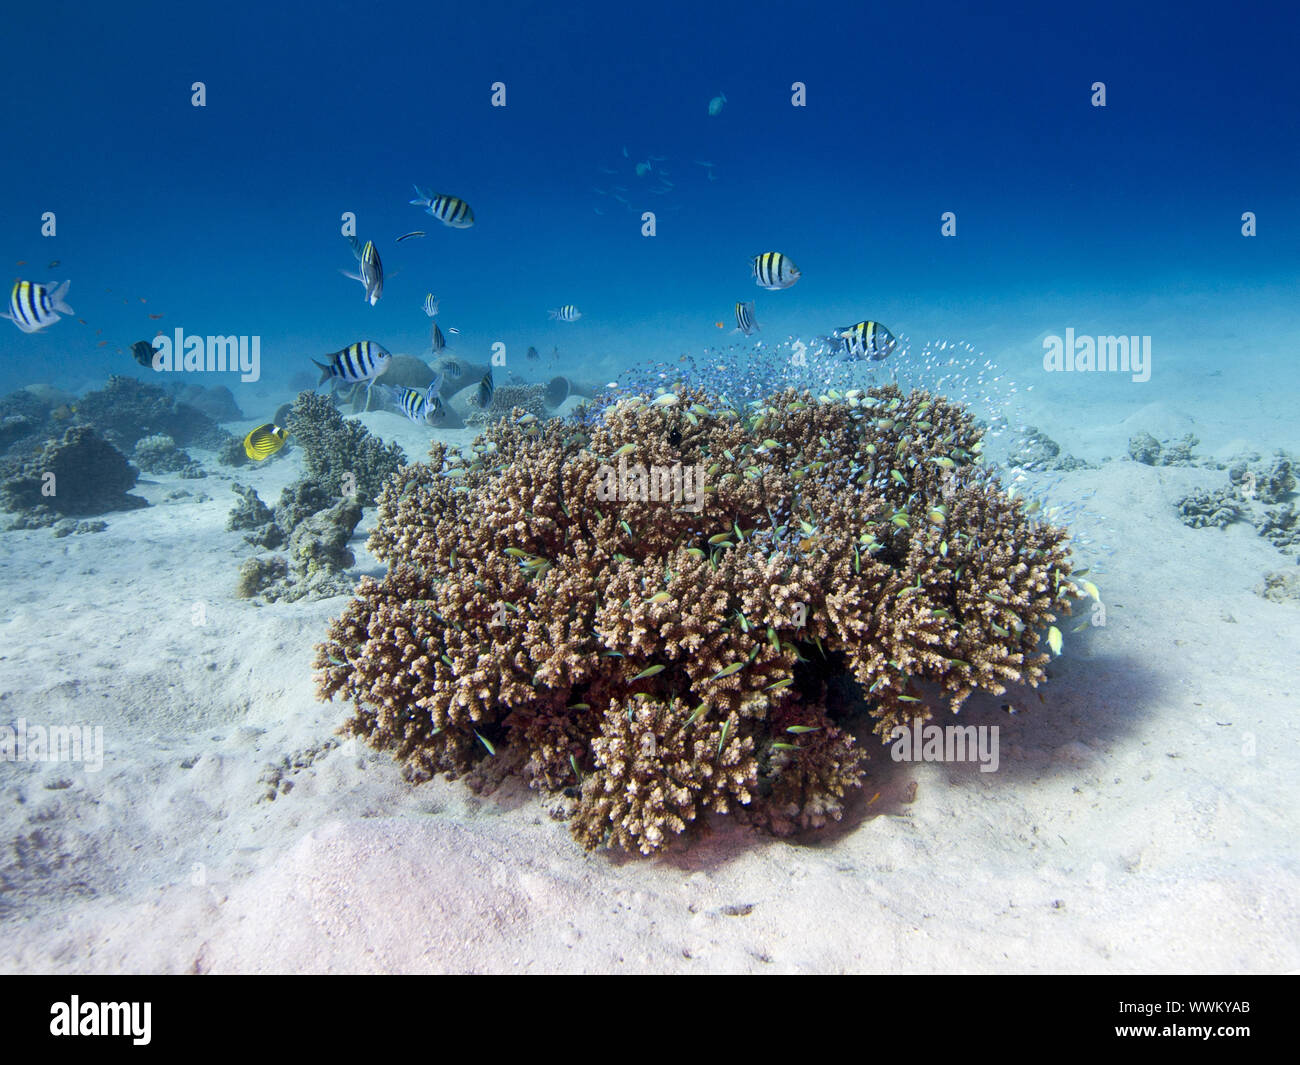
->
317 386 1078 854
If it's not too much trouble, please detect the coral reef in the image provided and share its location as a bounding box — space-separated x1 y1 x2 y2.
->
1 426 147 525
1007 426 1090 472
1176 488 1240 529
317 385 1078 855
73 375 233 452
1177 450 1296 550
1128 431 1199 467
236 556 289 599
0 388 56 457
1255 505 1300 553
1230 452 1295 505
229 480 363 601
284 391 405 503
227 483 284 548
273 478 336 532
133 433 205 477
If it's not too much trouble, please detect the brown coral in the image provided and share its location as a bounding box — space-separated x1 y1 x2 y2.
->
317 386 1078 854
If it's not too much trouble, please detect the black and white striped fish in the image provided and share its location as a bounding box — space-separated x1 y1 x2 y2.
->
312 340 392 386
431 322 447 354
751 252 800 290
3 280 73 333
831 320 896 361
423 293 439 317
410 185 474 228
548 304 581 322
432 357 463 383
342 237 384 305
385 379 445 425
733 300 759 336
475 369 494 409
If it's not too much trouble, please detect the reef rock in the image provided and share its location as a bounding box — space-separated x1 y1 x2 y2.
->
1130 431 1199 467
1255 569 1300 604
227 483 284 548
1007 425 1090 471
1176 488 1241 529
74 375 235 452
133 433 205 477
1 426 146 524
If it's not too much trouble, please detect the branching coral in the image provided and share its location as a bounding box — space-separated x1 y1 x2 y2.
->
317 386 1078 854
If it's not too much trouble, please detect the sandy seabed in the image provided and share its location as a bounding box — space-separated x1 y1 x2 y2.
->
1 382 1298 975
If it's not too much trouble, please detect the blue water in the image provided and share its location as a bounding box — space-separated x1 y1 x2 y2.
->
1 0 1296 410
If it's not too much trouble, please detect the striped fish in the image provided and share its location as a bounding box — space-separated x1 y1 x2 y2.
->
548 304 581 322
312 340 392 386
430 322 447 354
435 357 464 381
423 293 439 317
243 423 289 461
410 185 474 228
3 280 73 333
476 369 494 409
733 300 759 336
387 380 444 425
751 252 800 290
342 237 384 305
832 320 896 361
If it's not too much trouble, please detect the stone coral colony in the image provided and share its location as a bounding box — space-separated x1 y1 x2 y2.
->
316 385 1080 855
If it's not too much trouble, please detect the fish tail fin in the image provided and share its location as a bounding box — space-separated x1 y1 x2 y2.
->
48 281 73 316
409 184 431 206
312 358 333 385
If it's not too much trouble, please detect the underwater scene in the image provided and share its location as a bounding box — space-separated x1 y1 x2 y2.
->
1 1 1297 976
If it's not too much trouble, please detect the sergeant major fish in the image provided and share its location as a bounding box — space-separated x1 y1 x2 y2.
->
312 340 391 393
830 320 896 361
384 379 445 425
3 279 73 333
549 304 581 322
341 237 384 305
733 300 759 336
751 252 799 290
410 185 475 228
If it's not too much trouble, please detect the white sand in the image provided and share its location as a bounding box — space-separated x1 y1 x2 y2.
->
1 390 1298 974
